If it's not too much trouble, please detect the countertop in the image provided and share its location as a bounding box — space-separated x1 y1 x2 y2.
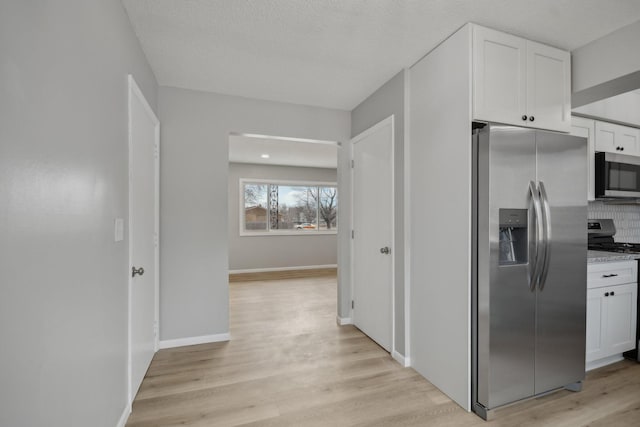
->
588 250 640 263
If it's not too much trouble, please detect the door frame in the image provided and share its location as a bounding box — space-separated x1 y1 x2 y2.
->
350 115 396 356
127 74 160 406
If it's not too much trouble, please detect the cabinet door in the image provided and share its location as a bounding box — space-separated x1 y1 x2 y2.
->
619 126 640 155
473 25 527 126
595 121 640 155
586 288 607 363
571 117 595 201
526 40 571 133
605 283 638 355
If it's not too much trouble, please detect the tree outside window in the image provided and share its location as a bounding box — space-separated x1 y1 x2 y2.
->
242 181 337 234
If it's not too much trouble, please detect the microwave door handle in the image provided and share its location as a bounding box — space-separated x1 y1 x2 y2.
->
538 181 552 291
529 181 544 291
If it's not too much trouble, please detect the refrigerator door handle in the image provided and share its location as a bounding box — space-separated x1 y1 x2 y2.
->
538 181 552 291
529 181 544 291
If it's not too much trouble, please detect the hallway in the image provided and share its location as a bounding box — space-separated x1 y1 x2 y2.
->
126 274 640 426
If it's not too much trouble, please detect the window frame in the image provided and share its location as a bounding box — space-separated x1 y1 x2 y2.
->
239 178 338 237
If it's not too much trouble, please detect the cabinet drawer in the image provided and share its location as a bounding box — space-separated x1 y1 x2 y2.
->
588 260 637 288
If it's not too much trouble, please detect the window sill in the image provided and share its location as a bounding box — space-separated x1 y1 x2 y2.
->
240 230 338 237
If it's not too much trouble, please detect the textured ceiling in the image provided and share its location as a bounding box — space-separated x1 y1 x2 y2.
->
229 134 338 168
123 0 640 110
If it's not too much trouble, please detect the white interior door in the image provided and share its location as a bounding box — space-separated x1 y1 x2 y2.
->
352 116 393 351
128 75 159 402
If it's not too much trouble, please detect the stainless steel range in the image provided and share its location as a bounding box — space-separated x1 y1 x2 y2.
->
588 219 640 254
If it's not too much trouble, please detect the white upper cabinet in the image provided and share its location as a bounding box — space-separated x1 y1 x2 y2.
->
570 116 595 201
473 25 571 133
473 26 527 126
526 41 571 132
595 121 640 156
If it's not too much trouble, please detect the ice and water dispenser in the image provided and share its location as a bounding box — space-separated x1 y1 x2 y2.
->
498 209 528 266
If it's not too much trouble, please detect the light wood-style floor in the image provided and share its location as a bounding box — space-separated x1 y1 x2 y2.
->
127 274 640 426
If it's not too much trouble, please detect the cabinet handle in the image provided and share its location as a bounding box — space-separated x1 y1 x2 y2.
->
132 266 145 278
529 116 535 122
621 147 625 151
605 292 609 297
611 291 615 296
522 115 528 121
602 273 618 278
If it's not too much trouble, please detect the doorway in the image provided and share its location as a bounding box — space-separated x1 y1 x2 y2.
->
227 133 340 335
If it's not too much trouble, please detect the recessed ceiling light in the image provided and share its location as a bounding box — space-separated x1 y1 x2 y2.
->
261 154 270 159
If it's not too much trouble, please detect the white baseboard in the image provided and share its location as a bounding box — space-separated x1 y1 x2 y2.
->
159 333 230 349
586 354 624 371
336 316 352 325
392 350 410 367
229 264 337 274
116 404 131 427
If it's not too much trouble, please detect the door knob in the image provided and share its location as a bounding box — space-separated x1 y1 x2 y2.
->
132 266 145 277
380 246 390 255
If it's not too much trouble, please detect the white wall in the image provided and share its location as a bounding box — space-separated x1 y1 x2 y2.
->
228 162 338 271
351 70 408 356
409 25 472 410
0 2 157 426
158 87 350 341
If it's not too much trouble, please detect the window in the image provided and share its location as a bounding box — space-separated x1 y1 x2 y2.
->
241 179 338 235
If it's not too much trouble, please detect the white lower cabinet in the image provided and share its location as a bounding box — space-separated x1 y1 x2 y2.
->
586 261 638 370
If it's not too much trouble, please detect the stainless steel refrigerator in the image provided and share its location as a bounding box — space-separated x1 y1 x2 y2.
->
472 123 587 419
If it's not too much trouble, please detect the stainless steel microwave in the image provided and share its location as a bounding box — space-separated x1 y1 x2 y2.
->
595 151 640 198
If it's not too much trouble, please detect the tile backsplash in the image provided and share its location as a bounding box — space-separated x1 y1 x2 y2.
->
588 201 640 243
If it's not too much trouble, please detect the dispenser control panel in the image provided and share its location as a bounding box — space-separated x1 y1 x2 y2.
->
498 208 528 266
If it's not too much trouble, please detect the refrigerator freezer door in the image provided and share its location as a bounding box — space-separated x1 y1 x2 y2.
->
534 131 587 394
476 125 537 409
